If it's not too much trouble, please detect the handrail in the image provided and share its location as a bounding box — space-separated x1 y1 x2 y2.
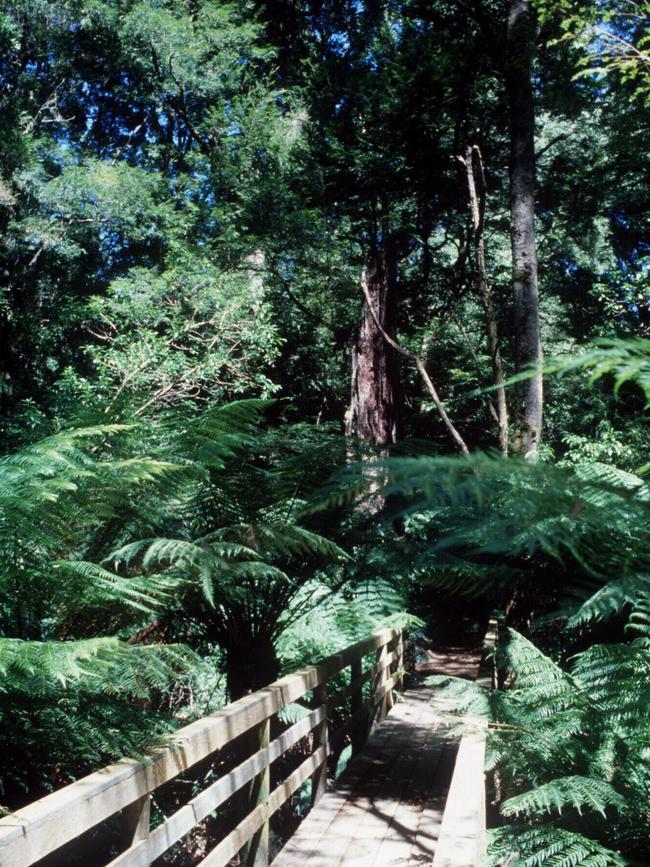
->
432 619 498 867
0 627 403 867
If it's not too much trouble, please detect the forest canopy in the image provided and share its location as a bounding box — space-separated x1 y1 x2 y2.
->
0 1 649 865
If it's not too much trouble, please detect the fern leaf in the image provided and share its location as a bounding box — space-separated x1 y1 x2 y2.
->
501 776 625 818
488 826 628 867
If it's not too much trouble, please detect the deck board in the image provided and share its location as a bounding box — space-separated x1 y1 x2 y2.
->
271 647 481 867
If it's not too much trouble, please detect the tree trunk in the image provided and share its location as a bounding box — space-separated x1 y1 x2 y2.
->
345 239 402 448
222 628 279 866
356 251 470 458
225 631 280 701
507 0 543 458
461 144 509 454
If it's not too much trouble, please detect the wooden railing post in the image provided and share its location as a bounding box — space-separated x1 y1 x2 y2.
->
396 630 405 691
350 657 365 756
120 795 150 862
370 642 388 733
244 718 271 867
311 682 329 806
386 638 396 713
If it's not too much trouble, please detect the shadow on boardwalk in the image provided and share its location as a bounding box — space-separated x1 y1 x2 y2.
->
272 647 482 867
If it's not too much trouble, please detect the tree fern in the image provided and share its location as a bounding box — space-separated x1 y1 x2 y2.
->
501 777 625 819
76 418 355 701
487 827 628 867
546 337 650 406
427 627 648 863
0 425 209 804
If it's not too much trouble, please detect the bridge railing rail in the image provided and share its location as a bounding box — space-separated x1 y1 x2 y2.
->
0 627 403 867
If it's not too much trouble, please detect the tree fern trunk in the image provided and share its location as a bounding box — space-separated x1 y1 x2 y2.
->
225 632 280 700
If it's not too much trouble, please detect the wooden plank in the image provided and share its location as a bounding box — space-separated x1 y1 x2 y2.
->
341 690 446 866
327 669 401 755
272 684 437 867
0 629 398 867
335 736 421 865
370 669 401 713
431 729 487 867
370 710 445 865
328 705 370 755
407 737 456 865
370 644 390 732
476 619 498 690
120 795 150 856
199 746 328 867
350 658 365 757
297 743 395 867
272 716 401 866
108 708 325 867
327 669 371 712
120 796 150 849
395 633 405 692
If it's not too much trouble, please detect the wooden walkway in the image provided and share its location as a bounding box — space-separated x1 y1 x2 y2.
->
0 627 493 867
272 647 482 867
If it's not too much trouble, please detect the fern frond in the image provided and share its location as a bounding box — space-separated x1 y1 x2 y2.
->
501 776 625 818
571 640 650 721
547 337 650 405
213 522 347 561
0 638 198 697
568 576 650 627
177 399 272 468
53 561 180 611
488 826 628 867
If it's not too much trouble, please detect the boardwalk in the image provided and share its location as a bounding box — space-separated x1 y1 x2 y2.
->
272 646 482 867
0 628 492 867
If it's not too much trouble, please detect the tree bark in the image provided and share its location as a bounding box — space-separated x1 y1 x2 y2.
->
460 144 509 454
507 0 543 458
359 269 471 458
345 239 402 448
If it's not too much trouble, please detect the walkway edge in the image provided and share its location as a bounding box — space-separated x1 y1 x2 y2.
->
431 620 498 867
431 729 487 867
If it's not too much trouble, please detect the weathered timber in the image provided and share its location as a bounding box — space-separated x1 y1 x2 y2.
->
271 627 496 867
431 620 498 867
0 627 401 867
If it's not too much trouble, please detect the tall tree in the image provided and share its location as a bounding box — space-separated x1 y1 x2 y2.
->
507 0 543 457
346 235 402 447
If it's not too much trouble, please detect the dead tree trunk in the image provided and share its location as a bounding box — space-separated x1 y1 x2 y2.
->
346 240 402 448
507 0 543 458
460 144 509 454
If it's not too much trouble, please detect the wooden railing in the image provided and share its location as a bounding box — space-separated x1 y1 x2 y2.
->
432 618 498 867
0 628 404 867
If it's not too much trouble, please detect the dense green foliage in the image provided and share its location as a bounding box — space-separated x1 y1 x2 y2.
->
0 0 648 864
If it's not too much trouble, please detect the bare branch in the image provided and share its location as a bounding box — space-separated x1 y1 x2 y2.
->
360 271 470 457
459 143 509 453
